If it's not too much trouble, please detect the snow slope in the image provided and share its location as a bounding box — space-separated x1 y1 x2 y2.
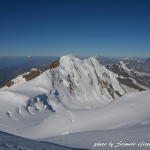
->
0 131 84 150
42 124 150 150
0 55 150 148
1 90 150 150
16 91 150 139
2 68 41 90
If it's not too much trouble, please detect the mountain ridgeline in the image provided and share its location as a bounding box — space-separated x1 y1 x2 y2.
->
1 55 150 100
1 55 126 110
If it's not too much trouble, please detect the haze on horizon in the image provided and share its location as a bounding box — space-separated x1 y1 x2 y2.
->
0 0 150 57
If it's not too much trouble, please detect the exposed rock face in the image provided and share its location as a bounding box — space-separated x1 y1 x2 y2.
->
44 59 60 71
0 69 41 88
144 58 150 65
6 81 14 87
107 61 130 77
1 59 60 88
117 78 145 91
107 61 150 92
23 69 41 81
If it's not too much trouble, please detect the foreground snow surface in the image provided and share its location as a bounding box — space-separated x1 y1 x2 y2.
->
42 124 150 150
1 124 150 150
0 131 84 150
0 91 150 141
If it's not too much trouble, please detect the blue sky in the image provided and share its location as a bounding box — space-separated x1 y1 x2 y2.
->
0 0 150 57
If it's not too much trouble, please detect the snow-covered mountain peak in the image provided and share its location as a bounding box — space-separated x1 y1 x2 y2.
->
0 55 126 112
47 55 125 105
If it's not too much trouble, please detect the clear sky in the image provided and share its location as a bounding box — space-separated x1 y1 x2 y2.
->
0 0 150 57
